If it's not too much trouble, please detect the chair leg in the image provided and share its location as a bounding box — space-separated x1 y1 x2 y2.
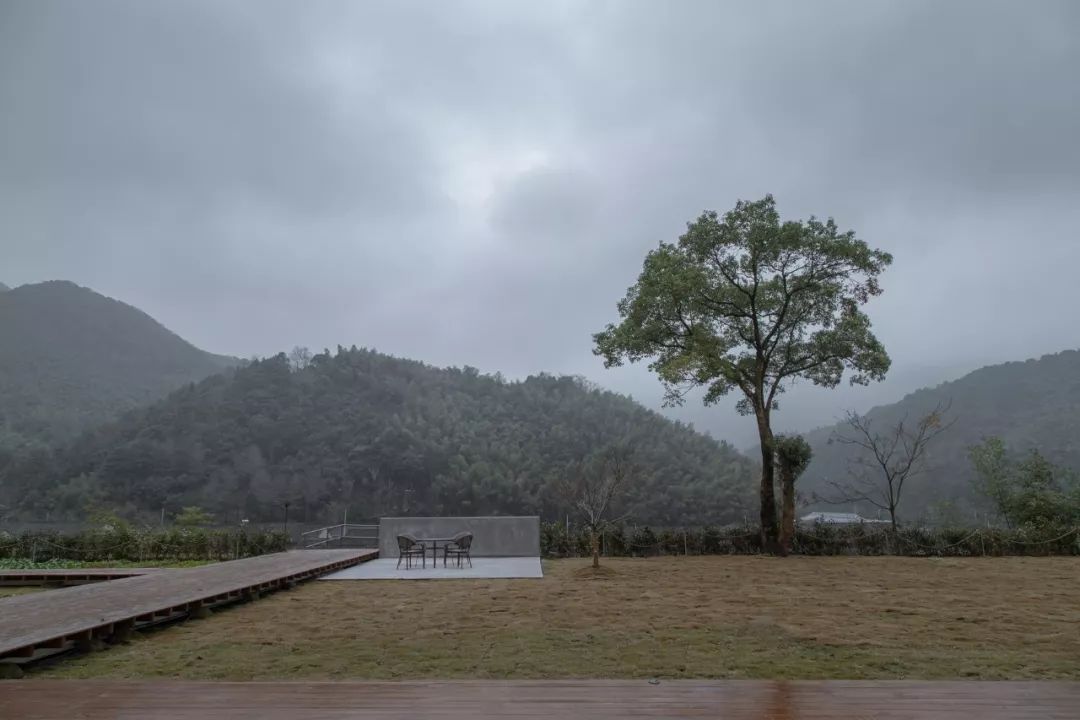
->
397 554 402 569
466 551 472 568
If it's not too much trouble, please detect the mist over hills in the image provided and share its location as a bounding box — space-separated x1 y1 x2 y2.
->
0 283 754 524
799 349 1080 521
2 281 1077 527
0 281 238 446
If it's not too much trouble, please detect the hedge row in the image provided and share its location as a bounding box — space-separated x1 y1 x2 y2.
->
541 522 1080 557
0 527 290 562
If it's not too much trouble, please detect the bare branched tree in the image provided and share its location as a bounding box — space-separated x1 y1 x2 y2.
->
825 401 955 533
288 345 313 372
561 446 634 568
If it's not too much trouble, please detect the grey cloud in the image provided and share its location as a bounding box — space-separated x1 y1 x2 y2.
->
0 1 436 216
2 0 1079 447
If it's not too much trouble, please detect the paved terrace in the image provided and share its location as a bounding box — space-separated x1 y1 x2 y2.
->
0 680 1077 719
0 549 376 662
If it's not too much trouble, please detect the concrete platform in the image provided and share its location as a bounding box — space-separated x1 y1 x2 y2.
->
320 557 543 580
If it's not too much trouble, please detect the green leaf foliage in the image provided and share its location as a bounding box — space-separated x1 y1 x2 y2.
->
970 438 1080 529
774 435 813 479
593 195 892 413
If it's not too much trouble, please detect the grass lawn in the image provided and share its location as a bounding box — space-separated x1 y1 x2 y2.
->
39 556 1079 681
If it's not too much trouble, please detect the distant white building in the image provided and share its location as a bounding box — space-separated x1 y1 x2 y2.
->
799 511 889 526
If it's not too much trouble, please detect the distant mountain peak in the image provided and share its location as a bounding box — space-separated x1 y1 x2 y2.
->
0 280 239 444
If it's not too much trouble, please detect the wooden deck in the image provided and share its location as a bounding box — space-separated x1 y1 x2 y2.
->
0 550 375 662
0 680 1076 718
0 568 159 586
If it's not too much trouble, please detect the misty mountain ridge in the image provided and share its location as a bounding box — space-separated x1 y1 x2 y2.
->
9 347 756 525
0 280 239 445
3 279 1079 526
797 348 1080 520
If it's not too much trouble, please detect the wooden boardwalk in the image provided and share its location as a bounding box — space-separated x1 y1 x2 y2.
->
0 568 158 586
0 680 1076 718
0 550 375 662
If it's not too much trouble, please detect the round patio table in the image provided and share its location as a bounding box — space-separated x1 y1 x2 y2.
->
418 537 457 568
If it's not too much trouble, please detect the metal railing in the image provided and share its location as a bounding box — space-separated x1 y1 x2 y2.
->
301 523 379 549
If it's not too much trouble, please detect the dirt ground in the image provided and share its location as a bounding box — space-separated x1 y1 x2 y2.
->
39 556 1080 680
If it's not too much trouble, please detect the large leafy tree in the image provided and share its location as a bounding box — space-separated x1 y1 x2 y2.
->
594 196 892 552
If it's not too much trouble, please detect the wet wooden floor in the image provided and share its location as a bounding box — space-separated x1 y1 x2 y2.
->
0 550 376 661
0 568 159 586
0 680 1076 719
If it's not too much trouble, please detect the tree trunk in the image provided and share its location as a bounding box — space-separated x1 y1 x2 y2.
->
889 505 899 555
778 464 795 556
755 411 780 554
591 529 600 568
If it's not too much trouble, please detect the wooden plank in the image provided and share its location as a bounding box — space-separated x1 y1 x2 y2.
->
0 569 159 586
0 550 375 659
0 680 1076 719
0 569 159 577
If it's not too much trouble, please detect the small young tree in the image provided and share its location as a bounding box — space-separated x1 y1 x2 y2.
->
970 438 1080 529
594 195 892 553
827 402 953 534
174 505 213 528
774 434 812 555
562 447 633 568
969 437 1013 526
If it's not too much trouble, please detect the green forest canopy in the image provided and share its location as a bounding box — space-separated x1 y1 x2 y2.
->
3 347 756 525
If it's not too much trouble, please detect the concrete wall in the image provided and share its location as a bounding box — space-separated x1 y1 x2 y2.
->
378 516 540 557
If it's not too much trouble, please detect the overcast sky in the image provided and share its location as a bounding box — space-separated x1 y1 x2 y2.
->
3 0 1079 447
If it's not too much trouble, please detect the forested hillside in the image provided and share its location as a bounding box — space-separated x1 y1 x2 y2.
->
799 349 1080 521
6 348 755 525
0 281 237 446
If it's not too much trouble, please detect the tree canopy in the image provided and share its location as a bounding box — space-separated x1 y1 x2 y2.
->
970 438 1080 529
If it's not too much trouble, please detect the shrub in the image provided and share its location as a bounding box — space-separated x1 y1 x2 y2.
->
0 527 289 562
539 522 1077 558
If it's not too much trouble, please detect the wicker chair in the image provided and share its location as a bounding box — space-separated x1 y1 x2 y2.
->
396 534 426 569
443 531 473 568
